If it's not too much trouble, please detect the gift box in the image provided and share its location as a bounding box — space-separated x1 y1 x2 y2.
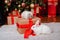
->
12 10 20 16
7 16 18 25
17 18 33 34
17 17 40 34
17 28 28 34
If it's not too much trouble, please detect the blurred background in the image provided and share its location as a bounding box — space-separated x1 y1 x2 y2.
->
0 0 60 26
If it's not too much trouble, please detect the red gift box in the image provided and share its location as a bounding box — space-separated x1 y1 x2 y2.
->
17 18 33 28
12 10 20 16
17 17 40 38
7 15 18 25
17 18 33 38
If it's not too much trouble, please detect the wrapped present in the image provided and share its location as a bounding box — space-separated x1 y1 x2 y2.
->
12 10 20 16
17 17 40 34
17 17 40 38
7 16 18 25
17 18 33 34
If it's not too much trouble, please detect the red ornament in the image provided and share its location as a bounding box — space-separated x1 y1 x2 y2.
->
21 3 25 7
33 6 36 16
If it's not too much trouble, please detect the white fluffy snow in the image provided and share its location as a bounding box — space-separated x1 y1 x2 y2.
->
0 23 60 40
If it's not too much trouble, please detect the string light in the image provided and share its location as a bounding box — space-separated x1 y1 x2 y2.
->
15 8 17 10
5 0 8 3
18 9 21 12
6 8 8 11
30 3 34 8
18 4 21 7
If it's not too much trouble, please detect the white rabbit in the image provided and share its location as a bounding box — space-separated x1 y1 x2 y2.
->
21 11 33 19
31 20 52 35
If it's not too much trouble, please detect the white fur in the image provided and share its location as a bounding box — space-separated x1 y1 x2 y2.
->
21 11 33 19
31 20 52 35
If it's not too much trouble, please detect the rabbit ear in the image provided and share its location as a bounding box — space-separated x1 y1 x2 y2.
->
31 25 37 30
35 20 40 26
31 25 35 30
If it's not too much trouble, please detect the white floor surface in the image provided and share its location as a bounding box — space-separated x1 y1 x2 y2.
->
0 23 60 40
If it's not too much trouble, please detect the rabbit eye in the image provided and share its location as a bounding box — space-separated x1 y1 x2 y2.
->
33 27 35 28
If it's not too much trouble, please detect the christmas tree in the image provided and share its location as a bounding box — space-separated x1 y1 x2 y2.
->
4 0 45 13
0 0 6 26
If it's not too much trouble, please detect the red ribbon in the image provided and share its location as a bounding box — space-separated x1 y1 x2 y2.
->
29 18 33 28
17 19 33 28
9 15 16 24
16 19 34 38
33 6 36 16
9 13 21 24
34 4 40 16
15 10 19 16
11 16 14 24
24 19 34 38
12 10 19 16
24 29 33 38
